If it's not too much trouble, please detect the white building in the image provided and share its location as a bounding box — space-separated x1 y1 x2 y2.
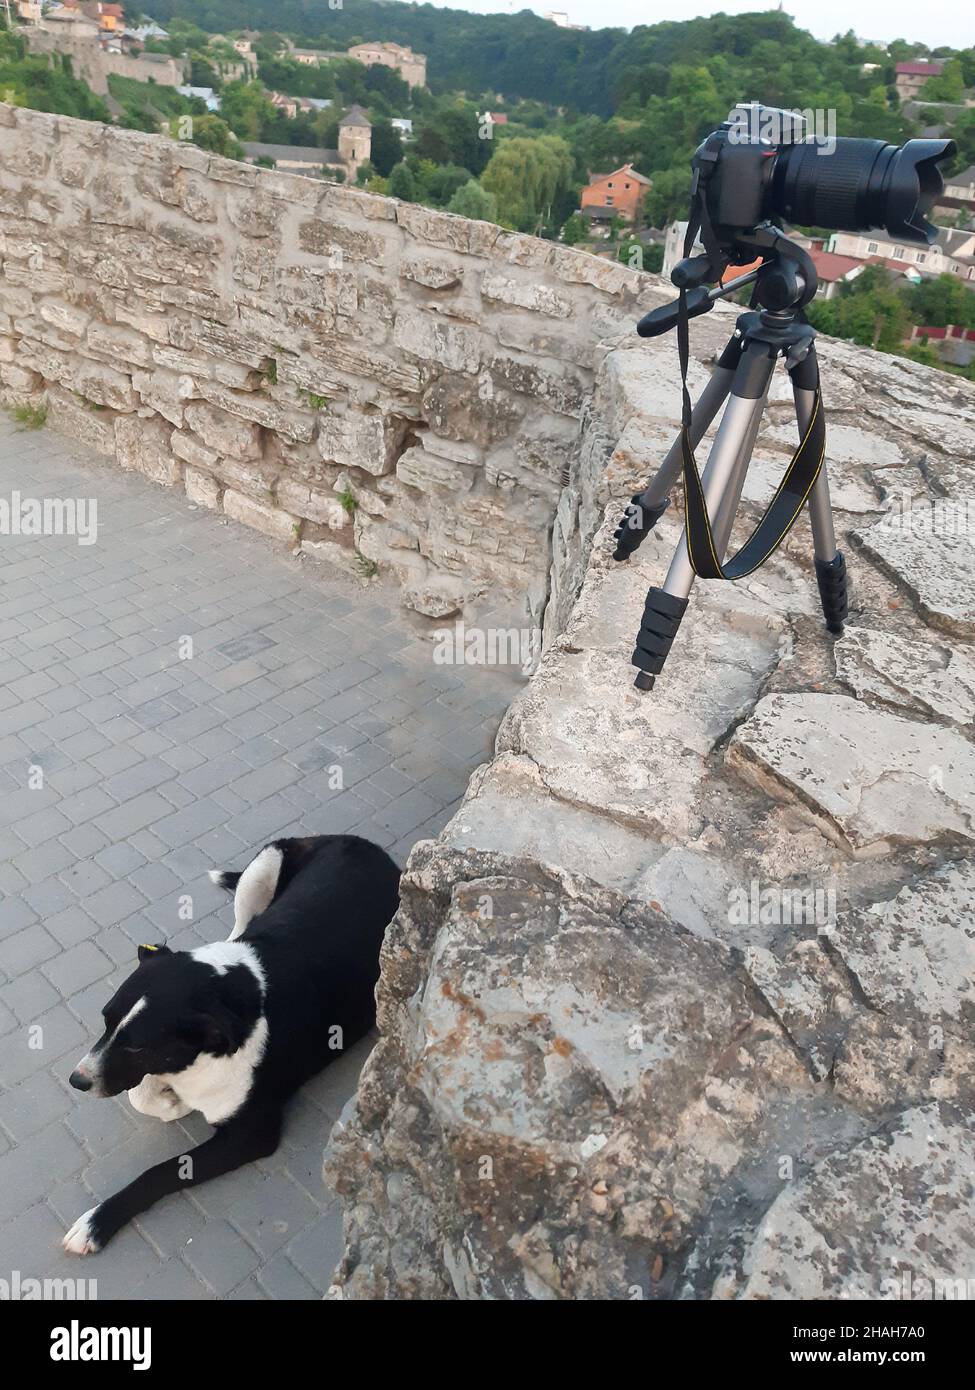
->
827 226 975 283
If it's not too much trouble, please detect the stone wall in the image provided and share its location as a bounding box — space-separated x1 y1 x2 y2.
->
24 30 187 96
0 104 666 620
325 297 975 1298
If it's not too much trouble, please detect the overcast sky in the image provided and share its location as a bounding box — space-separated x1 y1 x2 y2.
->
438 1 968 51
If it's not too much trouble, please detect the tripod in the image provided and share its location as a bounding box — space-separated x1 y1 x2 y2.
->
614 227 849 690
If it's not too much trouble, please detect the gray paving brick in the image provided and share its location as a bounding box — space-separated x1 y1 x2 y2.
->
285 1203 345 1293
181 1217 263 1296
42 939 114 994
0 421 521 1299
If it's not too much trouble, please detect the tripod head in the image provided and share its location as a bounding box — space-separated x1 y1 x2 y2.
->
637 223 819 339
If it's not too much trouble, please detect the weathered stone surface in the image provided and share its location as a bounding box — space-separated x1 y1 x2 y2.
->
729 693 975 854
114 413 179 486
183 401 262 461
326 847 807 1300
184 464 221 510
857 510 975 637
396 446 475 494
836 625 975 726
326 315 975 1300
318 408 395 475
831 861 975 1033
223 488 298 543
718 1104 974 1300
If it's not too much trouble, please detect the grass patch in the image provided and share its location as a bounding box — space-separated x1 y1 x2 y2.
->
355 552 379 578
263 357 278 385
303 391 330 410
9 401 47 430
337 487 358 516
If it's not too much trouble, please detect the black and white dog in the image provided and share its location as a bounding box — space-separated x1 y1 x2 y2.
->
63 834 400 1255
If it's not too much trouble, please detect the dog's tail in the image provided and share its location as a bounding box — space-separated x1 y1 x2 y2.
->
208 869 242 894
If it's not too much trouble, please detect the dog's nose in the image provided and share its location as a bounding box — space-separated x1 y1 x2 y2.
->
69 1068 93 1092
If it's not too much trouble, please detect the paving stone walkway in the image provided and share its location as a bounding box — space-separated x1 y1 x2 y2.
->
0 415 523 1299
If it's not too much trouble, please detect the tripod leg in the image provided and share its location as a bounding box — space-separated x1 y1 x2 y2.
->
632 343 776 689
613 335 744 561
711 388 769 555
791 358 849 634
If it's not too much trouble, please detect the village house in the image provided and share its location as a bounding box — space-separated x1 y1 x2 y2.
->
827 226 975 284
347 41 427 90
268 92 333 118
942 164 975 214
580 163 651 224
894 60 944 102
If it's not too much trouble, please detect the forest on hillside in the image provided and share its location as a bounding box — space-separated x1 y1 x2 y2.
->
141 2 971 119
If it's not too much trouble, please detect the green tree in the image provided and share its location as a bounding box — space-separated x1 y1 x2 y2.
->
643 169 691 230
171 113 242 160
369 120 403 177
481 135 573 233
388 161 416 201
922 59 965 102
447 179 497 222
561 212 587 245
906 274 975 329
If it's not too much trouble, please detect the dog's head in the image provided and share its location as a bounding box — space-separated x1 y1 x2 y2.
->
69 944 262 1097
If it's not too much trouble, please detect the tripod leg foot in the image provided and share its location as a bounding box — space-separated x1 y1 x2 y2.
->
815 552 849 634
631 587 689 690
613 495 670 562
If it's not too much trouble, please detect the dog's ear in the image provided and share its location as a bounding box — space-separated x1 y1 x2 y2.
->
193 1003 249 1058
138 943 171 964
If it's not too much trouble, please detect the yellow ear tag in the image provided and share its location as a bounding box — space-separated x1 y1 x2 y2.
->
140 943 158 952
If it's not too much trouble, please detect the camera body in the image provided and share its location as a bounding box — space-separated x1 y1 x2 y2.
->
694 103 955 247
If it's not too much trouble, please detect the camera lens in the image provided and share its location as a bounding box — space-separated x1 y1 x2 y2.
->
770 137 955 244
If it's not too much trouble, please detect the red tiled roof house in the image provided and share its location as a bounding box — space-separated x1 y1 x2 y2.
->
580 163 651 223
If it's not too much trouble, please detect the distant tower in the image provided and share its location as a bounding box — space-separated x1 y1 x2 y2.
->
338 106 372 177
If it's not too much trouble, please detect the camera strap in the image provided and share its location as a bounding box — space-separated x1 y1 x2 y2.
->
675 174 826 581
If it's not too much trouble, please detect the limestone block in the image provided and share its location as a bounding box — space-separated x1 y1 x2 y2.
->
276 477 347 528
132 369 196 427
728 693 975 854
856 510 975 637
44 384 116 457
395 201 499 257
835 625 975 726
480 272 572 319
86 320 155 369
183 401 262 461
73 359 137 413
401 256 463 291
195 381 315 445
171 429 220 473
396 446 475 494
223 488 298 544
184 465 221 510
728 1105 974 1300
318 408 395 475
831 861 975 1033
38 300 89 339
114 413 179 486
393 308 481 374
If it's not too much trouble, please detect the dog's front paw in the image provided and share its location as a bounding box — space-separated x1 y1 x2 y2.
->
63 1207 103 1256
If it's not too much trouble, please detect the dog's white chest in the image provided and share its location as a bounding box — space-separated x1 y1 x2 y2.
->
163 1017 268 1124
